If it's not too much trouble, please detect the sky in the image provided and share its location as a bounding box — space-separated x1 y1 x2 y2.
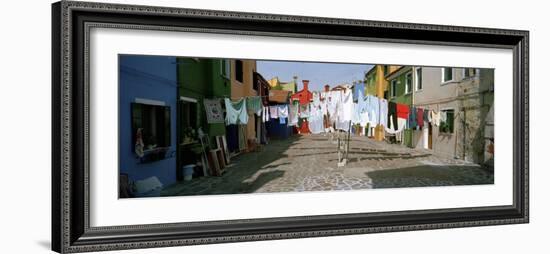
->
257 60 373 91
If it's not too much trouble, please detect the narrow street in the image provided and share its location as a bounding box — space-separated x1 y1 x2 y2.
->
162 134 494 196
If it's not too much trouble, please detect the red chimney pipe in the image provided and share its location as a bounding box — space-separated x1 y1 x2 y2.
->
302 80 309 91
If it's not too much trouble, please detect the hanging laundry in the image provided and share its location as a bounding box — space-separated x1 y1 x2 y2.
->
353 82 365 102
309 93 325 134
320 94 328 117
396 118 408 142
327 91 340 124
352 102 363 125
269 106 279 119
342 89 354 122
396 103 410 119
277 104 289 126
203 98 224 124
379 98 388 128
357 90 368 113
384 117 407 135
333 89 352 131
360 109 370 128
430 110 440 126
417 108 424 129
308 106 324 134
408 106 417 129
262 106 270 122
224 98 248 125
440 110 447 123
388 101 398 131
299 104 310 118
277 104 289 119
288 101 299 126
367 95 379 125
246 96 263 116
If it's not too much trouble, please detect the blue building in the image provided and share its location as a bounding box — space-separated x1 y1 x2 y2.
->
119 55 178 193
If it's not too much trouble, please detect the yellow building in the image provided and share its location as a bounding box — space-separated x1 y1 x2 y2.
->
364 65 401 98
230 59 258 151
267 77 297 94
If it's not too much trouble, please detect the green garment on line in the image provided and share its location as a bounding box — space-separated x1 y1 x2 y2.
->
246 96 262 116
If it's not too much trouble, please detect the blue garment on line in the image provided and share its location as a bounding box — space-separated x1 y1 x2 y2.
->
353 83 365 102
366 95 379 125
408 106 417 129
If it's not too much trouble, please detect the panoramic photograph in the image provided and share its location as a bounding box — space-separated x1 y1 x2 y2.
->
118 54 495 198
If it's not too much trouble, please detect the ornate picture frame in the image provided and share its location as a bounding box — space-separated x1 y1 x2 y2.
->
52 1 529 253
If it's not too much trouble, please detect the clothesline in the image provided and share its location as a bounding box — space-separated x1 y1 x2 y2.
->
207 95 270 100
211 88 455 136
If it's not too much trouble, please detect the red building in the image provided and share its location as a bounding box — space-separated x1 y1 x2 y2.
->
291 80 313 134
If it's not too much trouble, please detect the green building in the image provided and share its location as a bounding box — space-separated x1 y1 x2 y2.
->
386 66 413 105
385 66 414 147
176 58 231 140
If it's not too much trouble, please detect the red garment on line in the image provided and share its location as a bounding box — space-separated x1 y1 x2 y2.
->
396 103 409 119
417 108 424 128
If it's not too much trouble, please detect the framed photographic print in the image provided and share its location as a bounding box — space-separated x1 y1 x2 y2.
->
52 1 529 253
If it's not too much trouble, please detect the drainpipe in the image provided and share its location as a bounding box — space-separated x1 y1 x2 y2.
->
463 107 466 160
411 66 422 148
411 67 415 106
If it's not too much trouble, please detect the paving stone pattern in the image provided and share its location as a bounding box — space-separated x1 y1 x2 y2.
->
161 134 494 197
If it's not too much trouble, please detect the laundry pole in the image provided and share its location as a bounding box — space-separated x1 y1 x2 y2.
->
374 66 386 141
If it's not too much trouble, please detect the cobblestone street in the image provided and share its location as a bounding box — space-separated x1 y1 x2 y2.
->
162 134 494 196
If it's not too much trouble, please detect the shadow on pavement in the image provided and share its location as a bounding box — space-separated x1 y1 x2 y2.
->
366 164 494 188
160 136 300 197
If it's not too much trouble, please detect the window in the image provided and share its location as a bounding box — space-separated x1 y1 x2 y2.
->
415 68 423 91
463 68 477 78
235 60 243 83
221 60 230 79
405 72 412 94
390 79 397 97
180 101 198 129
439 109 454 134
131 103 171 151
442 67 453 83
383 65 389 76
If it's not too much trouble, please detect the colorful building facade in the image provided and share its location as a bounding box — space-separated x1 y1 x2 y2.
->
229 59 258 152
177 58 231 139
119 55 179 189
411 67 494 164
267 76 298 94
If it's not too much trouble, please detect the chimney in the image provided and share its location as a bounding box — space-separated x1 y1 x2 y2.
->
302 80 309 91
324 84 330 92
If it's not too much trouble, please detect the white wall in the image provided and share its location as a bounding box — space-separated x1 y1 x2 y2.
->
0 0 546 253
